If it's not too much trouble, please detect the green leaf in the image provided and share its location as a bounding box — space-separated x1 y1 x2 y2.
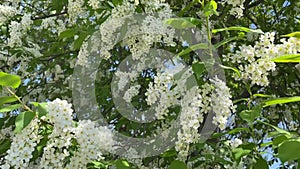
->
164 17 200 29
214 36 245 48
160 148 177 157
73 33 89 50
52 0 67 12
184 17 202 26
212 26 264 34
228 127 250 134
36 102 48 118
271 54 300 63
0 72 21 89
177 43 209 57
169 160 188 169
30 102 48 118
0 139 11 154
212 127 249 138
232 148 251 163
204 0 219 17
192 62 205 78
0 96 17 106
239 105 261 125
0 104 21 113
59 29 78 39
14 111 36 133
273 135 288 146
210 0 218 11
253 156 268 169
281 31 300 38
278 141 300 162
253 93 273 98
264 96 300 107
219 65 241 77
115 160 133 169
31 135 49 162
239 143 256 150
259 121 292 138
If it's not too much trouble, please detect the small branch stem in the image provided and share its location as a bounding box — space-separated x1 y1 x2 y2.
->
5 87 33 112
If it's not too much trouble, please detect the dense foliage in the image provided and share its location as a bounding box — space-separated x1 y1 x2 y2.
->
0 0 299 168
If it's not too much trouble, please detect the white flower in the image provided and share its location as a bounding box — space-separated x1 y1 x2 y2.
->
67 0 86 24
1 119 41 168
227 32 300 86
21 14 33 30
8 21 22 47
88 0 101 10
124 85 141 102
0 5 17 23
47 98 74 132
230 138 243 148
67 120 114 168
210 77 235 130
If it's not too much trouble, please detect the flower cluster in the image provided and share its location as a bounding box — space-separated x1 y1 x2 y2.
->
7 14 33 47
210 78 236 130
175 76 234 159
223 0 245 18
0 5 17 23
67 0 86 24
88 0 102 10
47 98 74 132
1 119 41 169
144 66 235 160
225 32 300 86
77 0 175 64
1 99 115 168
124 84 141 102
38 131 74 168
146 72 179 119
230 138 243 148
176 86 203 159
40 17 66 36
67 120 114 168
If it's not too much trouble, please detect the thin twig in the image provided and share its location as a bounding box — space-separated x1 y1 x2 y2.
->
5 87 33 112
32 11 67 20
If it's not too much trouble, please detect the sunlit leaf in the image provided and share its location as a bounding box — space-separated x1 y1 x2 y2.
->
0 96 17 106
271 54 300 63
0 104 21 113
281 31 300 38
212 26 264 34
177 43 209 57
0 72 21 89
264 96 300 107
164 17 201 29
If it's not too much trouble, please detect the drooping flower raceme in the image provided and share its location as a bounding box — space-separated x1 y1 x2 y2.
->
1 119 41 169
225 32 300 86
0 5 17 23
67 120 114 168
223 0 245 18
210 78 236 130
1 98 115 168
145 67 235 160
41 99 114 168
47 98 74 133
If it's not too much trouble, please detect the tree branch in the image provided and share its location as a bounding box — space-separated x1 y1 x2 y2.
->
32 11 67 20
